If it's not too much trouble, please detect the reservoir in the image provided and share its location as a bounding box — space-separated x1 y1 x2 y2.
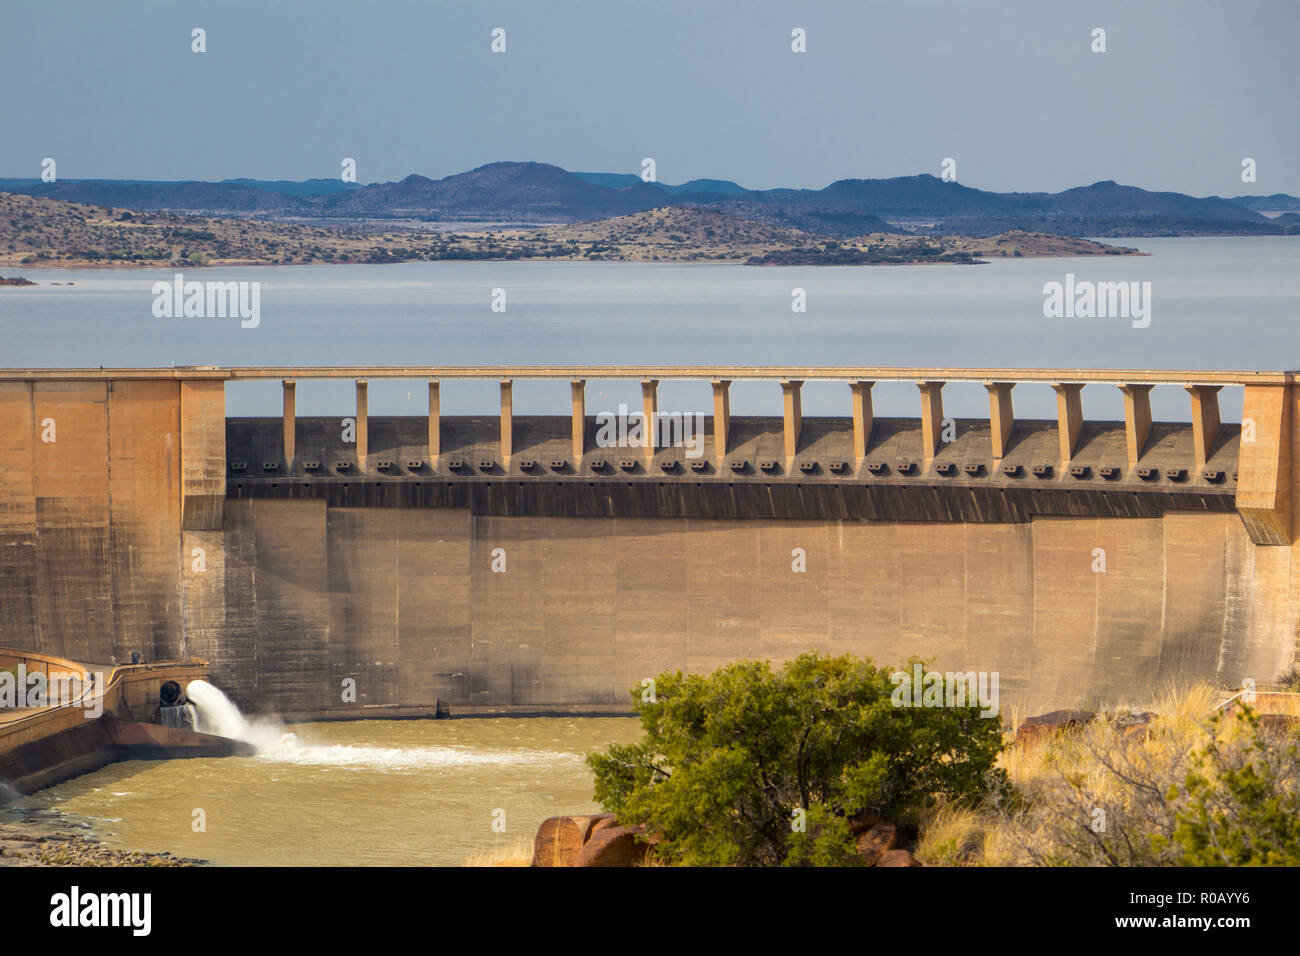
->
2 237 1297 423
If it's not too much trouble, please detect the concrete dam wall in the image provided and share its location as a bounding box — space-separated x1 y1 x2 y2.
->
1 367 1297 718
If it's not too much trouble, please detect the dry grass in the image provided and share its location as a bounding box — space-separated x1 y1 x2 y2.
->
460 841 533 867
916 682 1300 866
914 803 991 866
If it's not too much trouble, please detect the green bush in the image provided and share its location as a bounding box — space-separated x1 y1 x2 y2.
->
588 652 1007 866
1161 708 1300 866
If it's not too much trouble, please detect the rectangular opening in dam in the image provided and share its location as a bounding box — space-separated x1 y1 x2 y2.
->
222 378 1246 421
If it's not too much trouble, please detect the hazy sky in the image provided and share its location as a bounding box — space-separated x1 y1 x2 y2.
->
3 0 1296 196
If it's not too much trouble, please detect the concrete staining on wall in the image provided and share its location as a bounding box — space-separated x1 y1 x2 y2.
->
1 370 1298 720
178 504 1290 718
0 380 182 664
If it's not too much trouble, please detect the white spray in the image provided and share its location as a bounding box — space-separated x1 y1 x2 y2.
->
184 679 585 770
185 679 252 739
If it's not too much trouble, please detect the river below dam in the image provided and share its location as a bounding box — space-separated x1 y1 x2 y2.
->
1 715 641 866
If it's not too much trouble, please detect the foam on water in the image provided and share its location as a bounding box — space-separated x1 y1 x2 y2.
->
249 737 579 770
185 679 580 771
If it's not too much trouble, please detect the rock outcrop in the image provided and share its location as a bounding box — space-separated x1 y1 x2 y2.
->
575 825 648 867
854 821 898 865
532 814 653 867
1015 709 1096 748
531 814 608 867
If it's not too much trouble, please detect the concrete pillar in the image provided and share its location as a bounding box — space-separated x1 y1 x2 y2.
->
1235 383 1291 545
570 379 585 463
1051 382 1084 468
499 379 513 465
1120 384 1153 468
781 380 803 464
641 379 658 461
711 379 731 460
917 381 945 470
355 379 368 468
850 381 874 463
282 379 296 464
1186 385 1222 470
180 380 226 531
427 379 440 467
984 382 1014 462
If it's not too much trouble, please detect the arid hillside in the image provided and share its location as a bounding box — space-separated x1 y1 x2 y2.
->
0 193 1138 270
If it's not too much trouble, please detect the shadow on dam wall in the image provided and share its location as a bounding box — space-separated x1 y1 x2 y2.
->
0 369 1297 719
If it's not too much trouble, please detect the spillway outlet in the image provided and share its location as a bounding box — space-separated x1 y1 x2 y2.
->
159 680 187 706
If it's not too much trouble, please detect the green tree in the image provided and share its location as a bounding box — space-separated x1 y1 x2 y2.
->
1161 708 1300 866
587 653 1007 866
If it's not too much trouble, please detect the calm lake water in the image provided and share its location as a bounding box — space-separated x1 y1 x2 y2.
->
1 237 1296 422
3 717 641 866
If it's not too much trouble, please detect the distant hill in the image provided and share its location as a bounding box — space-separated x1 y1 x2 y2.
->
0 193 1138 269
1 179 311 215
314 162 674 223
3 164 1296 237
221 177 364 197
686 200 907 236
1227 193 1300 213
574 172 750 197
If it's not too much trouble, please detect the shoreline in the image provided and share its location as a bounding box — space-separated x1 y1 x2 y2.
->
0 193 1149 272
0 815 207 867
0 248 1151 273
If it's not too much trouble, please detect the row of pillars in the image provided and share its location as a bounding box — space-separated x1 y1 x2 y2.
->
276 378 1224 472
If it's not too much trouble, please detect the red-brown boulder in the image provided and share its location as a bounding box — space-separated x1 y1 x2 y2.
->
575 825 649 867
531 815 600 867
1114 711 1158 741
847 809 885 835
854 822 898 865
1016 710 1096 748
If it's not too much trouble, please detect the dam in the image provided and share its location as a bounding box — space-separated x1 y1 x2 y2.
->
0 365 1296 719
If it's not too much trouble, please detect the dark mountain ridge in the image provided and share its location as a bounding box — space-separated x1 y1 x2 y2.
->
3 164 1296 237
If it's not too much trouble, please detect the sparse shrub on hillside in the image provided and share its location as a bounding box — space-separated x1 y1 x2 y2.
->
587 653 1008 867
1160 709 1300 866
917 687 1300 867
